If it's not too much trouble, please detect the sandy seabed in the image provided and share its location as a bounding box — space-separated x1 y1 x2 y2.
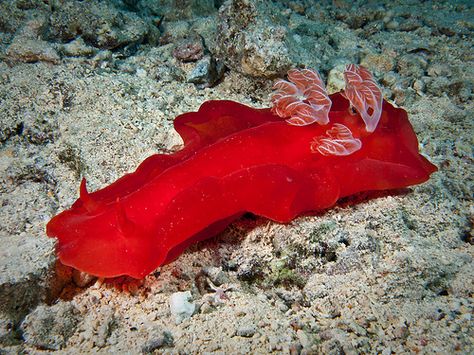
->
0 0 472 353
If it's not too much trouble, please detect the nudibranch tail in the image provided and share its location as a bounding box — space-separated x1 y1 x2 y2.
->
343 64 383 133
271 68 331 126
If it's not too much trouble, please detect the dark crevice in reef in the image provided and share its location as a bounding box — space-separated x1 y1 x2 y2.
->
0 122 24 145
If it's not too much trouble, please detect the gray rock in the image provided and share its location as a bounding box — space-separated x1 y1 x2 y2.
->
202 266 229 286
215 0 356 77
141 326 173 353
61 37 97 57
138 0 216 21
189 16 219 51
155 64 186 83
397 54 428 79
187 55 225 88
4 15 56 64
159 20 191 45
216 0 292 77
427 63 453 78
21 302 80 350
48 0 148 50
173 35 205 62
425 76 472 102
236 324 256 337
0 2 27 34
0 236 59 326
6 36 60 64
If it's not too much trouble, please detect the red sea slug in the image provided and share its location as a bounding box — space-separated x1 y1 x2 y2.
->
46 65 437 279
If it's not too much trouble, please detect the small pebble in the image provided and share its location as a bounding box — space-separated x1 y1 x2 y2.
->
386 20 399 30
173 36 204 62
61 37 96 57
236 325 256 337
348 321 368 336
413 79 425 94
187 56 225 89
136 68 147 78
200 303 214 314
203 266 229 286
72 270 97 287
382 72 398 87
278 303 289 312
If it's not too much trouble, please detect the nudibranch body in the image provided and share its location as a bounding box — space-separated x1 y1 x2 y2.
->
46 65 437 279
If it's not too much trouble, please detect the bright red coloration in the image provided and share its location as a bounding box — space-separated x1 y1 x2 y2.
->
46 94 437 279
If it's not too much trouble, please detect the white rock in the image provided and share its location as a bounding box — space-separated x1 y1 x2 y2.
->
136 68 147 78
169 291 195 324
326 64 346 94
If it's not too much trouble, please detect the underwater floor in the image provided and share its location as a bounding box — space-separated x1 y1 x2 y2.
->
0 0 472 353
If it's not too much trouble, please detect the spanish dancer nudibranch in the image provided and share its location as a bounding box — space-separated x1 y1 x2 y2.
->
46 65 437 279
